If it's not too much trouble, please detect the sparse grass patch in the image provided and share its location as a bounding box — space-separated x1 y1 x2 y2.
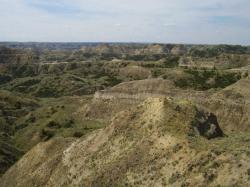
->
13 95 106 150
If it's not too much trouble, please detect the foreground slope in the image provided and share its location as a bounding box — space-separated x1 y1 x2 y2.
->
1 98 249 187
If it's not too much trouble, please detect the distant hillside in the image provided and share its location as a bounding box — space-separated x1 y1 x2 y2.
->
0 42 98 50
1 42 249 52
1 43 250 65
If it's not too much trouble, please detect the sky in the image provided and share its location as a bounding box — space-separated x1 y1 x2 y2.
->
0 0 250 44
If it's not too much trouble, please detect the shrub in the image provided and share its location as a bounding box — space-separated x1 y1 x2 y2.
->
46 120 61 128
0 74 12 84
174 69 241 90
169 172 181 184
62 119 74 128
152 69 164 78
15 123 28 130
73 131 83 138
26 115 36 123
41 128 55 140
247 168 250 176
163 56 180 68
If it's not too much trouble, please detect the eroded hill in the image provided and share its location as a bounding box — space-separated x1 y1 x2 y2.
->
0 43 250 186
1 98 249 187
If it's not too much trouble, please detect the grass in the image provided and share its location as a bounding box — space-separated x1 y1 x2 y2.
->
13 95 106 151
0 91 107 175
188 132 250 155
0 90 40 176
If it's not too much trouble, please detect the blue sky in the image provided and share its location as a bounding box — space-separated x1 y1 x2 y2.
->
0 0 250 44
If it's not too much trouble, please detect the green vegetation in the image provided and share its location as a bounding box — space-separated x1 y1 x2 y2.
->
0 91 106 175
0 62 123 98
189 45 248 58
0 43 249 181
0 137 23 177
0 74 12 85
0 90 39 176
163 56 180 68
13 96 106 151
188 132 250 157
174 69 241 90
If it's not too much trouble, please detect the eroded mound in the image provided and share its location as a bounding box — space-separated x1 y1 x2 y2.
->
84 79 176 121
119 65 152 80
83 78 209 121
95 78 175 99
3 98 248 187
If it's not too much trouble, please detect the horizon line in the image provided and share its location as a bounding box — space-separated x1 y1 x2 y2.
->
0 41 249 47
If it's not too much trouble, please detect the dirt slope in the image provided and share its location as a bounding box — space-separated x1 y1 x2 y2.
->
1 98 249 187
83 78 208 121
202 77 250 132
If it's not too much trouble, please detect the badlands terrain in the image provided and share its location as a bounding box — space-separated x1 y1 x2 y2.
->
0 43 249 187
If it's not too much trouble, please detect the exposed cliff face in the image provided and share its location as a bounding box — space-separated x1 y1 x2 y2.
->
214 77 250 101
84 79 175 120
84 79 209 121
203 100 250 133
201 77 250 133
95 79 175 99
3 98 248 187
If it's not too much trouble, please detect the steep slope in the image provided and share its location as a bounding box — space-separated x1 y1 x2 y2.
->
1 98 249 187
0 91 105 176
202 77 250 132
0 90 38 176
84 79 176 121
213 76 250 101
0 136 23 177
84 78 209 121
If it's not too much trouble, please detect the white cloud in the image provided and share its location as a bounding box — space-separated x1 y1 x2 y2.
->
0 0 249 44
